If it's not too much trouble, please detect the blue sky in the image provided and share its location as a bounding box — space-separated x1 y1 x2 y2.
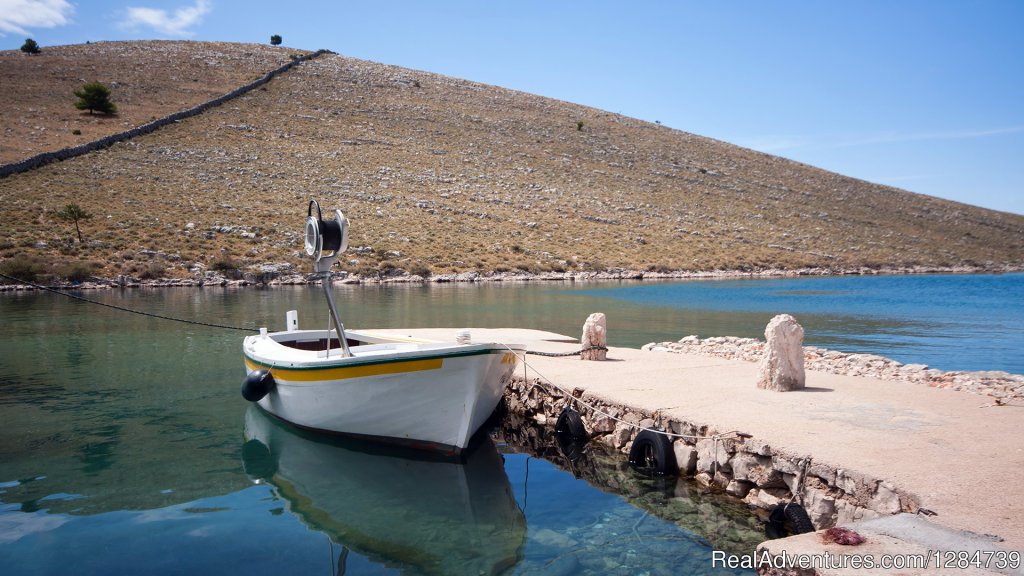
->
3 1 1022 215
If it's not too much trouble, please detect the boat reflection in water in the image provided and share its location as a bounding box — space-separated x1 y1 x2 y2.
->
242 406 526 575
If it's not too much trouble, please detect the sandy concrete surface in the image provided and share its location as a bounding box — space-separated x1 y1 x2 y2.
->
373 327 1023 553
757 514 1024 576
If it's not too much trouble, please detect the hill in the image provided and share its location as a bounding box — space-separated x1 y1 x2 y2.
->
0 41 304 164
1 40 1022 284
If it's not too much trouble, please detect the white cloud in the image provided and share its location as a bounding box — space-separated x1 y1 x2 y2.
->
870 174 935 184
0 0 74 36
735 135 812 153
738 125 1024 154
834 125 1024 148
120 0 211 37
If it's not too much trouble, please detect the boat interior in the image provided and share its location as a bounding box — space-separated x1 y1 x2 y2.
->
267 329 455 359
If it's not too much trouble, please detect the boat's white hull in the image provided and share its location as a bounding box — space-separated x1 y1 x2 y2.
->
243 330 523 453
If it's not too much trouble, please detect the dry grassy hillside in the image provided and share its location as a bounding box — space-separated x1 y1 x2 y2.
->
1 41 1022 283
0 40 304 164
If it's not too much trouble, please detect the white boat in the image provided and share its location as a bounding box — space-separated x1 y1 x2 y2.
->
241 200 525 454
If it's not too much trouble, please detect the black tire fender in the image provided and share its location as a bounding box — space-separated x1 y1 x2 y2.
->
784 503 815 534
628 429 677 475
554 406 588 440
767 503 815 537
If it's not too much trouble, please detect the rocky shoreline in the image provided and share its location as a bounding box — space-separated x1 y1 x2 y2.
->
2 263 1020 292
642 336 1024 401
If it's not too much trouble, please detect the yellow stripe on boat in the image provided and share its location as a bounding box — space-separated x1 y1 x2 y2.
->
245 357 443 382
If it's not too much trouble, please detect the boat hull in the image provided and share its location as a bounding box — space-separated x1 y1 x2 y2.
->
243 332 523 453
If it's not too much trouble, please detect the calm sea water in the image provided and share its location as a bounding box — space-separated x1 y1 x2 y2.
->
1 273 1020 575
574 272 1024 374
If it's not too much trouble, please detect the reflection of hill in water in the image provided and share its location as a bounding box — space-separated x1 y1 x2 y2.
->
494 415 764 556
0 381 251 517
0 290 256 516
243 407 526 576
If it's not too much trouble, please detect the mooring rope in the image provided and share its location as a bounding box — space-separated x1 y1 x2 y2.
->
525 345 608 357
1 274 630 349
0 272 255 332
505 343 745 443
790 456 812 506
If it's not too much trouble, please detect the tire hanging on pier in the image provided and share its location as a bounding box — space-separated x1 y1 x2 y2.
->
628 429 677 475
765 503 814 538
553 407 589 471
554 406 588 440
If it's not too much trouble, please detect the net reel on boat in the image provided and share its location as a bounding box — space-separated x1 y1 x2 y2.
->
305 199 350 273
304 198 353 357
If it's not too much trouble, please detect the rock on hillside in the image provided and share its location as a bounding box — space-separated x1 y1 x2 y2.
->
0 41 1022 282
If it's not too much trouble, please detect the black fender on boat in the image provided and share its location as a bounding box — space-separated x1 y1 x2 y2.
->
241 369 276 402
628 429 678 475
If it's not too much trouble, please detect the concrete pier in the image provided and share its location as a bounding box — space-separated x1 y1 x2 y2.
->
369 327 1023 571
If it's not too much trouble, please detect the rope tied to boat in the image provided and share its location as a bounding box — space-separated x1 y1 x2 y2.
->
0 272 255 332
2 273 618 353
525 345 608 357
507 342 746 443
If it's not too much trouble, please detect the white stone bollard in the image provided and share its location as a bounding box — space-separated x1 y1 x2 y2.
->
757 314 805 391
580 312 607 361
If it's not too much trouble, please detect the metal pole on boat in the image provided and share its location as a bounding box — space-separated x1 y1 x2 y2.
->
321 274 352 358
304 199 353 358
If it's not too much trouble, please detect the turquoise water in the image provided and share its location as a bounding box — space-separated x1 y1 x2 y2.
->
1 273 1020 575
0 283 767 576
572 273 1024 373
209 272 1020 373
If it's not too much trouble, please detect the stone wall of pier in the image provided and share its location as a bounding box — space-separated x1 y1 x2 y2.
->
503 376 922 530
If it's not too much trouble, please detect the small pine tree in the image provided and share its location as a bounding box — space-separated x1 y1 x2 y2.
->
55 204 93 243
20 38 41 54
73 81 117 115
270 34 282 46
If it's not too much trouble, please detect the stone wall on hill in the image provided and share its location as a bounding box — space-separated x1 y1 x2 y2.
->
0 49 334 179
